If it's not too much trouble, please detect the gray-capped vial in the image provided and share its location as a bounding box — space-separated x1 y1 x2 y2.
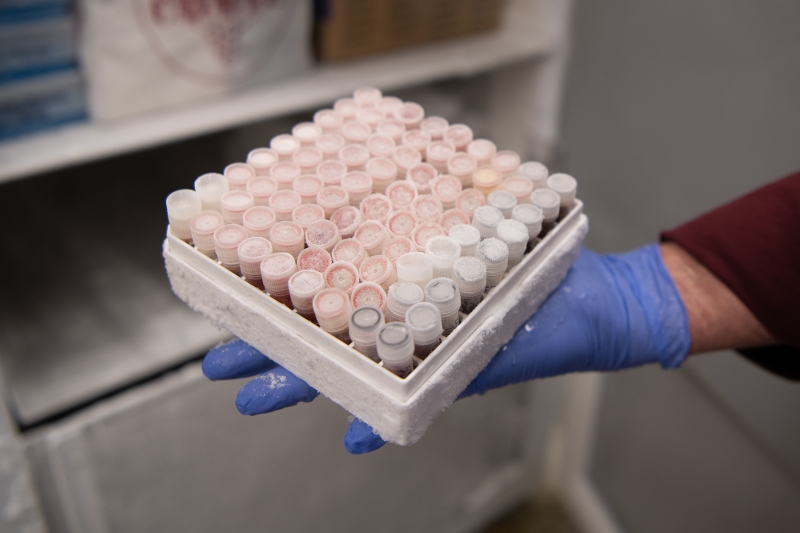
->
425 236 461 279
220 190 255 225
487 190 518 219
242 206 277 239
547 173 578 219
385 282 424 322
313 288 353 343
519 161 549 190
349 306 385 361
530 188 561 234
405 303 443 359
496 219 529 269
237 237 273 288
194 173 229 212
448 223 481 257
213 224 249 274
167 189 202 242
261 252 297 307
289 269 326 321
424 278 461 335
476 237 509 288
224 162 256 191
511 204 543 246
189 210 224 258
376 322 415 378
472 205 504 240
396 252 434 289
452 256 487 313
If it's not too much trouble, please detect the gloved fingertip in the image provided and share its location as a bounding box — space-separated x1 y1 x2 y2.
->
235 369 319 416
202 339 276 380
344 419 386 454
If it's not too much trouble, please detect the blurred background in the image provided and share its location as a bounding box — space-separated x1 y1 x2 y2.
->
1 0 799 532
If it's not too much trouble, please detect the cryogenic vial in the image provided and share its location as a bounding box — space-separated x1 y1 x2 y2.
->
360 193 392 224
393 102 425 129
246 148 279 175
467 139 497 168
547 173 578 217
353 85 382 107
472 205 504 239
297 246 332 274
316 159 348 186
476 238 509 288
246 176 278 206
292 147 324 173
315 132 347 161
487 190 518 218
354 220 390 256
242 206 277 238
424 278 461 334
425 236 461 279
351 282 387 311
289 269 326 321
452 256 487 313
333 97 360 120
270 134 301 161
405 303 442 358
269 221 305 259
511 204 543 244
293 174 324 204
238 237 273 288
425 141 457 174
313 109 344 133
261 252 297 307
503 176 534 205
359 255 397 291
385 180 418 211
349 306 385 361
496 219 529 268
412 194 444 223
341 120 371 145
338 143 370 171
492 150 521 177
270 162 302 190
330 206 363 239
377 323 415 377
376 119 405 142
519 161 549 190
366 133 396 158
306 219 341 253
448 223 481 257
365 156 398 193
382 236 415 266
402 130 432 158
406 162 437 194
387 210 418 238
313 288 353 342
411 222 445 252
377 96 403 114
431 174 462 209
420 116 449 140
291 203 325 230
341 171 373 206
455 189 486 218
316 186 350 218
324 261 359 296
396 252 434 289
189 210 224 258
530 188 561 233
213 224 248 274
473 168 503 197
332 238 367 269
292 122 322 146
167 189 202 241
393 145 423 180
440 208 471 232
194 173 229 213
220 190 254 225
443 124 473 151
356 107 386 130
446 153 478 187
385 282 424 323
224 162 256 191
268 190 302 222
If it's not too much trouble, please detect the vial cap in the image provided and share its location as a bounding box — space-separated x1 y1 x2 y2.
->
406 163 437 193
341 171 374 196
270 162 302 186
359 255 394 286
316 186 350 212
360 193 392 223
313 288 353 332
270 134 301 157
330 206 363 238
194 173 229 208
238 236 273 263
260 252 297 283
366 134 396 158
376 119 406 141
316 159 348 186
448 223 481 249
473 205 504 231
412 194 444 223
332 238 367 266
497 219 530 246
467 139 497 163
426 140 457 163
411 223 445 251
269 221 304 247
519 161 549 186
492 150 521 175
243 206 277 233
351 283 387 310
385 180 418 210
487 190 518 214
382 236 414 264
420 116 449 139
246 148 279 173
288 269 325 298
224 163 257 190
306 219 340 249
214 224 248 251
424 277 461 314
476 238 510 265
268 190 302 215
293 174 324 200
512 203 544 228
393 145 423 170
313 109 344 132
388 281 424 307
354 220 388 251
292 122 322 144
530 188 561 220
377 323 415 365
425 236 461 264
246 176 278 202
341 120 371 144
393 102 425 127
324 261 360 294
377 96 403 114
455 188 486 216
292 147 323 170
405 303 443 344
315 133 347 159
431 175 463 205
443 124 473 150
547 173 578 204
473 168 502 190
402 130 432 152
365 156 397 184
396 252 434 285
190 210 224 236
502 176 534 202
291 203 325 229
356 107 386 127
353 86 383 107
167 189 202 218
453 256 487 284
297 246 332 273
333 97 360 120
350 306 384 334
387 210 418 238
339 143 370 168
440 209 471 232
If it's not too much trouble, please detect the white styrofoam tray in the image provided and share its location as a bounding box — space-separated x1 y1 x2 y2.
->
164 203 588 445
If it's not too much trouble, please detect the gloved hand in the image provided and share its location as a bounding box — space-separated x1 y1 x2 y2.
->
202 244 691 454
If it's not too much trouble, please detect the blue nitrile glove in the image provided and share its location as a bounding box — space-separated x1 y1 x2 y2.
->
203 244 691 455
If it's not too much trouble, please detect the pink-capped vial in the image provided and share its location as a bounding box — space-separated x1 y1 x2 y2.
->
393 102 425 129
443 124 473 151
396 252 434 289
467 139 497 168
324 261 359 296
487 190 518 218
292 122 322 146
359 255 397 291
220 190 254 225
338 143 370 171
350 305 385 360
376 119 406 142
440 208 471 232
189 210 224 257
385 179 418 211
289 269 326 320
260 252 297 306
447 153 478 187
503 175 534 205
291 203 325 230
269 162 302 190
365 157 397 193
351 283 387 312
425 236 461 279
448 223 481 257
242 206 277 238
316 159 348 186
238 237 273 287
382 236 415 266
377 96 403 114
292 147 323 173
224 162 256 191
270 134 301 161
472 205 504 239
333 97 360 120
411 222 445 252
316 186 350 218
341 171 373 206
313 288 353 342
305 219 341 253
406 162 437 194
213 224 248 274
268 190 302 222
354 220 390 256
366 133 396 158
426 141 457 174
512 204 544 242
194 173 229 213
315 132 346 161
292 174 324 204
393 145 423 180
246 148 279 175
297 246 332 273
341 120 371 145
492 150 521 177
356 107 386 130
313 109 344 133
401 129 432 158
412 194 444 223
387 210 418 238
360 193 392 224
246 176 278 207
353 86 382 107
496 219 529 268
519 161 549 189
269 220 305 259
473 168 503 197
430 175 462 209
455 188 486 217
420 116 449 140
332 238 367 269
330 205 363 239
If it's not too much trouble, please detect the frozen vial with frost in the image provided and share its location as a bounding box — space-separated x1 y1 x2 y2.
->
519 161 549 189
297 246 332 274
473 168 503 197
393 102 425 129
292 122 322 146
270 162 302 190
424 278 461 334
405 303 442 359
330 206 362 239
305 219 341 253
425 141 457 174
420 116 448 140
377 323 415 377
411 222 445 252
246 176 278 207
425 236 461 279
167 189 202 242
246 148 279 176
359 255 397 292
393 145 423 180
387 210 418 239
476 238 509 288
443 124 473 151
511 204 543 244
292 147 324 174
406 162 437 194
269 221 305 259
353 86 382 107
349 306 385 361
261 252 297 307
313 288 354 342
351 283 387 312
243 206 277 238
291 203 325 230
376 119 405 143
332 238 367 269
472 205 504 239
313 109 344 133
412 194 444 223
440 208 471 232
357 108 387 130
446 153 478 187
270 134 301 161
360 193 392 224
487 190 518 219
396 252 433 289
354 220 390 256
496 219 529 268
289 269 326 321
385 282 424 322
385 180 418 211
341 120 371 145
448 224 481 257
365 156 397 193
341 171 373 207
547 173 578 218
333 97 360 120
315 132 346 161
316 159 348 186
324 261 360 296
452 256 487 313
467 139 497 168
402 130 432 158
503 176 534 205
530 188 561 233
339 143 370 172
431 174 462 209
455 188 486 218
220 190 254 225
268 190 302 222
224 162 256 191
189 210 224 257
316 186 350 218
382 236 415 266
238 237 273 288
194 173 229 212
492 150 521 177
293 174 324 204
213 224 248 274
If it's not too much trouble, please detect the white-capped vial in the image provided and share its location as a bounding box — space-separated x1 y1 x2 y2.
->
189 210 224 258
453 256 487 313
411 222 445 252
443 124 473 151
519 161 549 189
425 236 461 279
313 288 354 342
492 150 521 177
220 190 254 225
377 323 415 377
530 188 561 233
332 238 367 269
377 96 403 114
402 130 432 158
365 156 397 193
224 162 256 191
405 303 443 359
359 255 397 292
430 174 462 209
353 86 382 107
412 194 444 223
268 190 302 222
420 116 448 140
270 162 302 190
393 145 423 180
316 186 350 218
246 176 278 207
291 203 325 230
242 206 277 238
393 102 425 129
292 147 324 174
385 179 418 211
376 119 405 142
269 221 305 259
354 220 390 256
324 261 360 296
467 139 497 168
511 204 543 244
487 190 518 219
406 162 438 194
339 143 371 171
382 236 415 266
396 252 434 289
261 252 297 307
349 306 385 361
424 278 461 334
305 219 341 253
292 122 322 146
238 237 272 288
270 134 301 161
330 205 363 239
297 246 332 273
194 173 229 212
472 205 504 239
316 159 348 186
333 97 360 120
289 269 326 320
213 224 248 274
313 109 344 133
448 223 481 257
547 173 578 216
167 189 202 242
476 238 509 288
496 219 529 269
385 282 424 322
246 148 279 176
360 193 392 224
425 140 457 174
455 188 486 218
387 210 418 238
446 153 478 187
503 176 534 205
440 208 471 232
341 171 373 206
315 132 347 161
366 133 395 157
341 120 372 145
351 283 387 311
473 168 503 197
